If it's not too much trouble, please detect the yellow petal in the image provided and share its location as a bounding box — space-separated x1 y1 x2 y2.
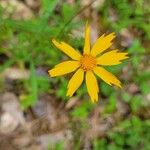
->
94 66 121 88
48 61 80 77
96 50 129 66
86 71 99 102
52 39 81 60
83 22 90 54
67 69 84 97
91 32 116 56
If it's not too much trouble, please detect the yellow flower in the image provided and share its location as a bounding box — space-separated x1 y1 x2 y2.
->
48 23 128 102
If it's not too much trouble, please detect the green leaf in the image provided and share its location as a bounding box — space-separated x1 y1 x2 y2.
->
0 59 14 72
107 143 122 150
105 94 117 113
128 39 145 54
130 95 143 112
93 139 106 150
122 92 132 103
56 78 68 100
131 116 142 127
62 3 76 21
71 101 94 119
140 82 150 95
100 83 114 97
21 61 38 109
119 119 131 129
41 0 59 19
136 71 150 83
54 141 64 150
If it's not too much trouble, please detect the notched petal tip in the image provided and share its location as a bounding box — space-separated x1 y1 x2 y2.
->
52 38 57 44
52 38 60 48
52 38 62 47
111 82 122 88
103 32 116 39
66 91 71 97
117 52 129 63
112 32 116 36
118 81 122 88
66 87 76 97
66 90 74 97
109 32 116 38
119 52 130 62
85 20 89 27
124 53 129 58
48 69 55 77
66 87 72 97
119 84 122 88
107 32 116 41
91 96 98 103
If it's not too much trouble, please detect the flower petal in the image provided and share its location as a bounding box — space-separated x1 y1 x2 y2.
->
67 69 84 97
86 71 99 102
48 61 80 77
83 22 90 54
94 66 121 88
91 32 116 56
52 39 81 60
96 50 129 66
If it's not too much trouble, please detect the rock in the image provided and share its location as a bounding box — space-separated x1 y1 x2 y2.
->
0 92 25 134
0 113 19 134
1 0 33 20
3 67 30 80
37 129 72 150
25 0 40 9
65 97 79 110
120 28 134 47
128 83 140 94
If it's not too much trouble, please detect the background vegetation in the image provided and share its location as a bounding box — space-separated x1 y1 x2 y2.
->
0 0 150 149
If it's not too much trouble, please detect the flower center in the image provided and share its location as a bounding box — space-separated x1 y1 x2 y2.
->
80 54 96 71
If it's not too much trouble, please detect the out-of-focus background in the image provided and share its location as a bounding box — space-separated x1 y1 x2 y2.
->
0 0 150 149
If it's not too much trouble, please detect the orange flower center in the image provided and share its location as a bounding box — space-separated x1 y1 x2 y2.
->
80 54 96 71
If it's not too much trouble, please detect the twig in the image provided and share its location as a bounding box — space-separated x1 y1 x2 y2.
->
56 0 98 38
129 52 150 57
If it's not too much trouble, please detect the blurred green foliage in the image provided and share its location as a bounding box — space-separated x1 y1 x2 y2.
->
93 116 150 150
0 0 150 149
0 0 80 104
